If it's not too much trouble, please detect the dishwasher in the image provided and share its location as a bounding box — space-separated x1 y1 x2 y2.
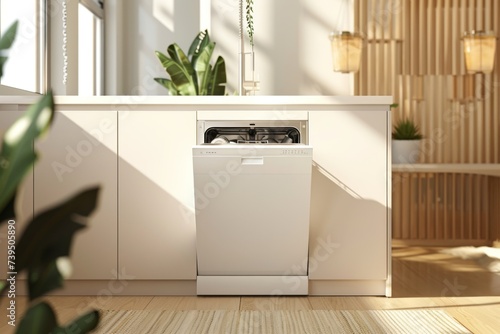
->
193 120 312 295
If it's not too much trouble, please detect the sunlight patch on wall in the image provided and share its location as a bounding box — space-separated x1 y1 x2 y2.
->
300 0 353 95
210 0 240 94
153 0 174 32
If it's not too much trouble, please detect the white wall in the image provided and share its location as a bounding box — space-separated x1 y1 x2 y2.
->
209 0 354 95
2 0 354 96
114 0 200 95
112 0 354 96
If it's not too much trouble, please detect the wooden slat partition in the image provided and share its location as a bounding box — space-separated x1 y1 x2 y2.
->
392 172 493 245
495 0 500 163
356 0 500 245
491 177 500 241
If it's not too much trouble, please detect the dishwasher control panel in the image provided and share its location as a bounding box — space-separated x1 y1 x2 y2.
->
193 145 312 157
281 148 310 156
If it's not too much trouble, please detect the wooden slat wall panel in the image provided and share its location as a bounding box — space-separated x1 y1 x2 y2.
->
494 0 500 162
355 0 499 163
491 177 500 240
392 172 491 243
357 0 500 244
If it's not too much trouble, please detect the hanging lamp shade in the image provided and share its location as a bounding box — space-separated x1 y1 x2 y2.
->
329 31 363 73
463 31 496 73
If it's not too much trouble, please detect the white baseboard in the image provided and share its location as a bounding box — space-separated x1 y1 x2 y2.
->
308 280 389 296
197 276 309 295
6 279 391 297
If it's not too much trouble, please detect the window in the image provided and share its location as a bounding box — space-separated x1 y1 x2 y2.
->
78 0 104 95
0 0 46 93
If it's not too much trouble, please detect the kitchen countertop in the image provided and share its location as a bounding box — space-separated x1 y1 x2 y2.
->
0 95 392 110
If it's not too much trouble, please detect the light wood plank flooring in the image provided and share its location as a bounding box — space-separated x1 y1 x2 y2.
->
1 247 499 333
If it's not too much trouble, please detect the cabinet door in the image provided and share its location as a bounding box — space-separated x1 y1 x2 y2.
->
118 110 197 279
308 110 388 280
0 108 34 279
34 111 118 279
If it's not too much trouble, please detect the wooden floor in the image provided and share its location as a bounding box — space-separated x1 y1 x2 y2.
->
2 247 500 333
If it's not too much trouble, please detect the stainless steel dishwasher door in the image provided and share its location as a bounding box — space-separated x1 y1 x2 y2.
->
193 145 312 276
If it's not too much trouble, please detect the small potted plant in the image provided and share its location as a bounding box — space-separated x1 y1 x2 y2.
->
392 117 423 164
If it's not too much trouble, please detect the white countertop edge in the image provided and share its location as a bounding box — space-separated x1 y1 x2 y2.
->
392 163 500 177
197 110 309 120
0 95 393 106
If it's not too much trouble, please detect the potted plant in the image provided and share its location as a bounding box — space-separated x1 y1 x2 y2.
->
154 30 226 95
392 117 423 164
0 21 100 333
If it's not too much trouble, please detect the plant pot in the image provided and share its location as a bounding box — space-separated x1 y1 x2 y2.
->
392 139 421 164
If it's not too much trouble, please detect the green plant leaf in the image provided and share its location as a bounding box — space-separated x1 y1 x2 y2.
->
0 21 18 50
16 301 57 334
154 31 226 96
0 92 55 215
189 31 211 95
161 57 197 95
208 56 227 96
154 78 179 95
55 310 100 334
4 187 100 300
28 259 64 301
166 44 194 76
392 118 423 140
156 48 197 95
0 192 15 223
15 187 99 273
0 21 22 225
246 0 255 46
193 41 215 95
188 29 210 59
0 20 18 78
16 302 99 334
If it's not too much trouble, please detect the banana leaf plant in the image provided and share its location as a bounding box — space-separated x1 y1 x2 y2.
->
154 30 227 95
0 20 18 79
0 21 100 334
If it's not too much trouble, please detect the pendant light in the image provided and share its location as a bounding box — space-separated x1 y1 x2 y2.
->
329 0 363 74
463 31 496 73
329 31 363 73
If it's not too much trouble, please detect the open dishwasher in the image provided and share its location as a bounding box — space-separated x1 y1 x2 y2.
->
193 120 313 295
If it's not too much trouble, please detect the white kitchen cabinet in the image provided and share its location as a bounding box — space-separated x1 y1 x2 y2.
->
118 110 197 280
34 110 118 280
1 95 392 295
308 110 390 291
